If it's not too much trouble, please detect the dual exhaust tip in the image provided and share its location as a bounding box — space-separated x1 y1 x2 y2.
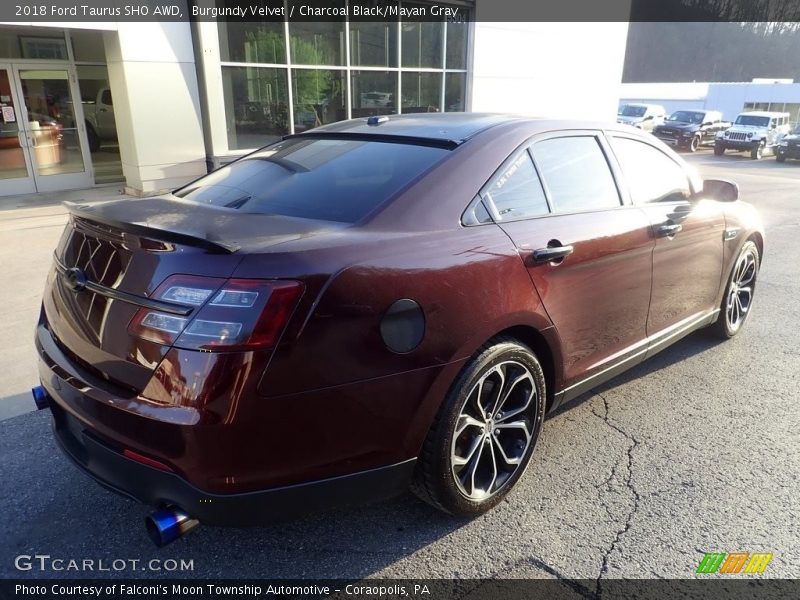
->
32 386 198 547
145 507 199 547
31 386 49 410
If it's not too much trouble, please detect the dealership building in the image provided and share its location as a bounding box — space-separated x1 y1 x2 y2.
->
0 9 628 198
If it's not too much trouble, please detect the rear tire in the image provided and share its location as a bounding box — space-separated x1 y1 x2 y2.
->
714 143 725 156
411 338 546 517
709 240 760 339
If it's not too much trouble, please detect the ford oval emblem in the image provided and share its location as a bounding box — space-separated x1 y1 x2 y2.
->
64 267 88 292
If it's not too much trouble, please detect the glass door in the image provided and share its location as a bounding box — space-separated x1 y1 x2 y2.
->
0 64 36 195
11 64 93 193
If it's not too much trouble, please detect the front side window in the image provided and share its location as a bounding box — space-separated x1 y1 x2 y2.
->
483 152 549 222
608 137 691 204
174 138 449 223
531 137 621 213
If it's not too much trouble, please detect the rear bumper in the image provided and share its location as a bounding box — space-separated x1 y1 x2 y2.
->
35 322 432 525
49 397 414 526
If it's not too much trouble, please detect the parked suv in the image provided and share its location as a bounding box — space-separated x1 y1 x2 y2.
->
776 124 800 163
616 103 666 131
714 111 791 159
653 109 730 152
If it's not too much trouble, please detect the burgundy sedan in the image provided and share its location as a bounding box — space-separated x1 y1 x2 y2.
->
34 114 763 545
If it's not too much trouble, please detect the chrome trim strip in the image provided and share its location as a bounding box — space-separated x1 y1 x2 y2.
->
54 255 193 317
560 309 719 396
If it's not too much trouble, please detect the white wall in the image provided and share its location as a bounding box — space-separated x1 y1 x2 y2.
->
470 21 630 121
104 23 207 195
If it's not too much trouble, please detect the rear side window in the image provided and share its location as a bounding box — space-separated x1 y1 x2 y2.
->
174 137 449 223
483 152 549 222
531 136 621 213
608 137 691 204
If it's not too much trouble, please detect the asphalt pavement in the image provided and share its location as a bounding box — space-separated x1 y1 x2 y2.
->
1 152 798 582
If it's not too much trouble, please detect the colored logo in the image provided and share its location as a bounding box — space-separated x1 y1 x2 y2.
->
697 552 773 574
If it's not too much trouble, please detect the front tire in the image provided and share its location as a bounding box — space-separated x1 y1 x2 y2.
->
751 142 764 160
776 154 786 163
689 135 701 152
709 240 760 339
714 143 725 156
411 339 546 517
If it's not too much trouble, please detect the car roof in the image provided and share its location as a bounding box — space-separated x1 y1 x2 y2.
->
739 111 789 117
621 103 663 109
294 113 659 149
300 113 526 147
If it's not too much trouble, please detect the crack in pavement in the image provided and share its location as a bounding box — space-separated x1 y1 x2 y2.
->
590 391 641 598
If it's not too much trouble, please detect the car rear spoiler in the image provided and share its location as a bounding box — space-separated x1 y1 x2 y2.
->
63 201 240 254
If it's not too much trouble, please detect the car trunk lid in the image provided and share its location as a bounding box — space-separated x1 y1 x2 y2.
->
43 197 343 393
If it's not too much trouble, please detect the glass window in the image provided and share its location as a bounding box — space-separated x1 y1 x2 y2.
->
219 22 286 64
446 17 468 69
401 7 443 68
174 138 449 223
351 70 397 117
349 21 397 67
532 137 620 212
292 69 346 132
484 152 549 221
76 65 123 184
444 72 466 112
289 21 345 66
402 72 442 113
222 66 289 150
69 29 105 62
609 137 691 204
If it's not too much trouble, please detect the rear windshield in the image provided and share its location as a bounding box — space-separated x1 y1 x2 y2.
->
174 137 449 223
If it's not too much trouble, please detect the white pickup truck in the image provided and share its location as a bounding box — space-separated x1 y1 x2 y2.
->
83 87 116 152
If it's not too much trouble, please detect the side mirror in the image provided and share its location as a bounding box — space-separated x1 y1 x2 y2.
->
771 123 777 129
702 121 713 126
702 179 739 202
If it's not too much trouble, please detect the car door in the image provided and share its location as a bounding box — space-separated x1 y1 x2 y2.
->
606 134 725 351
482 132 654 391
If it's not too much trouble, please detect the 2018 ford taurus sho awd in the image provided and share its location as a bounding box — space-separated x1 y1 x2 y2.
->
33 113 763 546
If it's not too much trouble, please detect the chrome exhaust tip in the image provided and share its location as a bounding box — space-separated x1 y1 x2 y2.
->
145 506 199 547
31 386 49 410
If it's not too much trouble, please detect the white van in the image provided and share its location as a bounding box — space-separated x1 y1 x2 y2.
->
617 103 666 131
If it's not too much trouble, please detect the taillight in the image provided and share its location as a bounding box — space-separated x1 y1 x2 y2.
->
129 275 304 351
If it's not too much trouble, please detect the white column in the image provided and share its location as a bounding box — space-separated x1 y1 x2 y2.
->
104 22 206 195
470 21 630 121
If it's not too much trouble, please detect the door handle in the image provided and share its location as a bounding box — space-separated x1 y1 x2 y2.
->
656 223 682 238
531 244 574 264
